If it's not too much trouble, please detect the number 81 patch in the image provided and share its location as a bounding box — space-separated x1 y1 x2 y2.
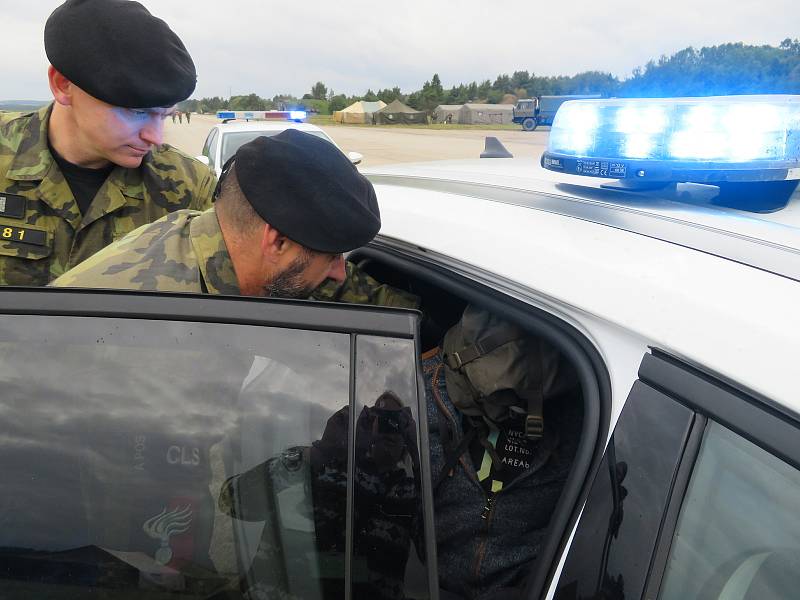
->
0 225 47 246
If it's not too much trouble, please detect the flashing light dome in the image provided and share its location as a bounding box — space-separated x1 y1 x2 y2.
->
547 95 800 164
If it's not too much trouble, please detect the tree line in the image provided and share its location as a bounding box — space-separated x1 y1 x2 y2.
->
179 40 800 115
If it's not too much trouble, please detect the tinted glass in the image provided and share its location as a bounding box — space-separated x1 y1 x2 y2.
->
202 129 218 167
0 315 350 599
555 382 693 600
353 336 429 600
220 130 335 164
659 421 800 600
207 129 219 169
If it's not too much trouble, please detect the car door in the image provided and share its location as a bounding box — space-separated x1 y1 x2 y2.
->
0 288 437 600
551 350 800 600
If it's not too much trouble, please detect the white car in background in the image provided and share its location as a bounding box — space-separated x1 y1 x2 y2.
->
196 118 363 177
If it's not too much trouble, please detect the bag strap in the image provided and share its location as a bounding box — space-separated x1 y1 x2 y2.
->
433 426 477 493
443 329 520 370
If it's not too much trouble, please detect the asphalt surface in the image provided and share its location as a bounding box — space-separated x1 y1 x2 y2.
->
163 114 549 167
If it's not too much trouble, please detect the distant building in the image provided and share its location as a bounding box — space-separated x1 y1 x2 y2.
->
433 104 464 124
459 103 514 125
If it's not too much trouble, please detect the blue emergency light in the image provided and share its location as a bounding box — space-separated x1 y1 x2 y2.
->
215 110 308 123
541 95 800 211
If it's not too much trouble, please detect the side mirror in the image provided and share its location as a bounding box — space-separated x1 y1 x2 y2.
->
347 151 363 166
195 155 210 166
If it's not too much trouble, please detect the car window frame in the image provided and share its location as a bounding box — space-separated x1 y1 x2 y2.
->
0 287 438 600
552 375 696 600
346 243 612 600
201 128 217 161
554 347 800 600
639 349 800 600
207 128 220 169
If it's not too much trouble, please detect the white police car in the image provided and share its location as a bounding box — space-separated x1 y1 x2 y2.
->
197 110 363 177
0 95 798 599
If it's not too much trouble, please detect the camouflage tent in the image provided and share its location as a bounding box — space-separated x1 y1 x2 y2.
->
433 104 464 124
374 100 428 125
332 100 387 124
459 104 515 125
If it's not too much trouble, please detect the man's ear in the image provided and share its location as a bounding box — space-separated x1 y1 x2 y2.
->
48 66 73 107
260 222 288 263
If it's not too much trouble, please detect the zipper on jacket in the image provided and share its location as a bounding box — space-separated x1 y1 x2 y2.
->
473 491 499 581
480 492 496 520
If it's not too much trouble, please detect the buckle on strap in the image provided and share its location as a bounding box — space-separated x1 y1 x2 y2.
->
444 352 463 370
445 329 521 371
524 415 544 440
445 345 480 370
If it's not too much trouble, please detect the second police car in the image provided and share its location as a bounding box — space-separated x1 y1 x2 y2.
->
197 110 364 177
0 94 797 599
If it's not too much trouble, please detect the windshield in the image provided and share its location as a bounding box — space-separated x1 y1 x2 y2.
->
220 130 335 164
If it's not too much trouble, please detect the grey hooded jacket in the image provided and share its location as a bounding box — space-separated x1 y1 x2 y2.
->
422 349 582 600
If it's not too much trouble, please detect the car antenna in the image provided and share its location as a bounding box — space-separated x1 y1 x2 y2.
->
480 137 514 159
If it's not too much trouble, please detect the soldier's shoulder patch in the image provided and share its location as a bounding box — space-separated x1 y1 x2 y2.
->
0 193 26 219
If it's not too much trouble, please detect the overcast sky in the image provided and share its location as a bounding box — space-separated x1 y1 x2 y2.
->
1 0 796 101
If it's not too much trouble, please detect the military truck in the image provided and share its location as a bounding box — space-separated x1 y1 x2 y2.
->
513 95 601 131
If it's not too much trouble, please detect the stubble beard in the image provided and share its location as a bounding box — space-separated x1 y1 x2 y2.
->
263 253 316 299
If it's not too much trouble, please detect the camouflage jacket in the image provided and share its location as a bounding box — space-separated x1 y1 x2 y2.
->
0 104 215 286
52 207 420 309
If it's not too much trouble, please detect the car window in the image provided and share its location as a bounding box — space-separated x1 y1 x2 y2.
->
207 129 219 169
353 336 430 600
0 314 357 598
658 421 800 600
554 381 693 600
220 130 334 164
202 128 218 165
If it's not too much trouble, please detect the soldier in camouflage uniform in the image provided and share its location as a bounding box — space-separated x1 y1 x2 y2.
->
53 131 418 310
0 0 213 286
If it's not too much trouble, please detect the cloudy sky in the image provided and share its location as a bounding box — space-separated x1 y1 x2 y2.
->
1 0 795 101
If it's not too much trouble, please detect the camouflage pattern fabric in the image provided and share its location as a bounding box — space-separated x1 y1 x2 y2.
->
311 261 420 309
51 208 238 293
52 207 420 311
0 104 215 286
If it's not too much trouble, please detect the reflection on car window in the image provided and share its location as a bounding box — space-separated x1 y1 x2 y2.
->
0 315 349 599
659 421 800 600
220 130 334 164
353 336 429 600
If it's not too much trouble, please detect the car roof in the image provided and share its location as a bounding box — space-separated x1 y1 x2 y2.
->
365 158 800 280
364 158 800 410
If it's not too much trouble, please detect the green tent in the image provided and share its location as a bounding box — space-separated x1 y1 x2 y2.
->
374 100 428 125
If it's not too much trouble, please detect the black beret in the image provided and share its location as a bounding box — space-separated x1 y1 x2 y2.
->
232 130 381 254
45 0 196 108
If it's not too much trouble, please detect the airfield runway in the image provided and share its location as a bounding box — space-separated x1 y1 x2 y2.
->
164 113 549 168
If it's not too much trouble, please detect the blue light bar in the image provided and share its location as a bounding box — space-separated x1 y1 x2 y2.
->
289 110 307 121
544 95 799 170
216 111 235 120
542 95 800 211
